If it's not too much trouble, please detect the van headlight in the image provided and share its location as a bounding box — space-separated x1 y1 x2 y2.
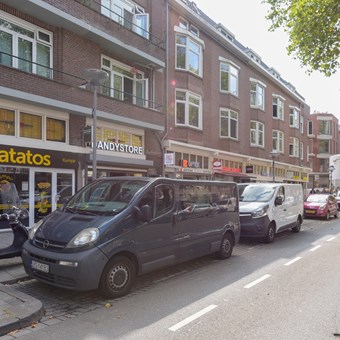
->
252 205 269 218
66 228 99 248
29 220 43 240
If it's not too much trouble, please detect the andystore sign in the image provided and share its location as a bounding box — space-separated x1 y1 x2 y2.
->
96 141 143 155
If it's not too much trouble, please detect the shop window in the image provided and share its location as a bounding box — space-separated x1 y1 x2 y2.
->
46 117 66 142
132 134 142 147
20 112 42 139
0 108 15 135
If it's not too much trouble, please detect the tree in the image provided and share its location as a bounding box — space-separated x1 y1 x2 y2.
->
263 0 340 76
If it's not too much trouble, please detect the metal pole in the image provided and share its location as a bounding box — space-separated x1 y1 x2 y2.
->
92 85 97 181
272 159 275 183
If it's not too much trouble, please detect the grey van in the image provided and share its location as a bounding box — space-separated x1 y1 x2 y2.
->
22 177 240 298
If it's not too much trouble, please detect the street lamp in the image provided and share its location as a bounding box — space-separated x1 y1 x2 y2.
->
269 151 280 183
83 69 108 181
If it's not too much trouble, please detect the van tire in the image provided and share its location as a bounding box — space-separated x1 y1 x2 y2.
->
292 219 301 233
99 256 136 299
264 223 275 243
216 233 234 259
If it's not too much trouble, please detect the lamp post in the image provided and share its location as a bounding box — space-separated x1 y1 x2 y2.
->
83 69 108 181
329 165 335 193
269 151 280 183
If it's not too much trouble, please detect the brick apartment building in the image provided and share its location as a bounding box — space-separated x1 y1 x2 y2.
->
163 0 311 184
308 112 340 190
0 0 167 227
0 0 316 228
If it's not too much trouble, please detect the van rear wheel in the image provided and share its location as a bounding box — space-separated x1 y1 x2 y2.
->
216 233 234 259
99 256 136 299
292 219 301 233
264 223 275 243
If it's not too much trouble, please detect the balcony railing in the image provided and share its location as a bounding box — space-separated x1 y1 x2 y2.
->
0 52 163 111
75 0 164 48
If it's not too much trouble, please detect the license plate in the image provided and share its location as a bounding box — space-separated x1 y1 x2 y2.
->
305 209 315 214
31 260 49 273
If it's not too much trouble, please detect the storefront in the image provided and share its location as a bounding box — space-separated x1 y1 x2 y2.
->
0 145 80 229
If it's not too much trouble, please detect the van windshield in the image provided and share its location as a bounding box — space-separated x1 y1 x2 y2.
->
239 185 275 202
63 179 147 215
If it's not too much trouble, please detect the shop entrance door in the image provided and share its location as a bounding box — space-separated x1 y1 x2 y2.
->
32 170 74 225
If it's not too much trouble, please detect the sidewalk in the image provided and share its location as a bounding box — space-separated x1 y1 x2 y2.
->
0 230 44 337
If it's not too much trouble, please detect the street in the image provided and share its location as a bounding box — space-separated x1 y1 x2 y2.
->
3 217 340 339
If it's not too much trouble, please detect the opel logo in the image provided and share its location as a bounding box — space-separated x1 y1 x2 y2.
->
42 240 50 249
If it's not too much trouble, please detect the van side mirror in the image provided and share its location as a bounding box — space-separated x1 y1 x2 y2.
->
134 205 152 222
275 196 283 206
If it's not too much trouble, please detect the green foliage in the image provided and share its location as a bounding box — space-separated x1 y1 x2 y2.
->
263 0 340 76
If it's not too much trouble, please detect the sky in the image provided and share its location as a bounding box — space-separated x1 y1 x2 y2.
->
193 0 340 119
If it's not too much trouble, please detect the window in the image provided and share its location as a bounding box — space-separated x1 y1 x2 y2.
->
300 115 304 133
319 140 329 154
175 90 202 129
272 95 284 120
289 107 300 128
319 120 331 135
176 34 203 76
308 121 313 135
20 112 42 139
272 130 284 153
289 137 299 157
300 142 304 160
97 125 143 149
101 0 149 39
101 56 148 107
0 108 15 136
47 117 66 142
0 107 67 143
220 61 239 96
0 12 52 78
250 80 265 110
220 109 238 139
250 121 264 147
155 185 174 218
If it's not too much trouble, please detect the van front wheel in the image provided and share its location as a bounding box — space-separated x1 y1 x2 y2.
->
217 233 234 259
264 223 275 243
99 256 136 299
292 219 301 233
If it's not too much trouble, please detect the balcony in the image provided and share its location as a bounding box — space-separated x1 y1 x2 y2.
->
0 54 165 132
0 0 165 69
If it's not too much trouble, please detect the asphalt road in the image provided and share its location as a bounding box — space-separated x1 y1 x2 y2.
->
5 217 340 340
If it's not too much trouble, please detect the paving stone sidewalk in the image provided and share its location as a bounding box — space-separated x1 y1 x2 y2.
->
0 230 44 337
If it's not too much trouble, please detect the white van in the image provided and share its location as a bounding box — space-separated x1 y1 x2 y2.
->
238 183 304 243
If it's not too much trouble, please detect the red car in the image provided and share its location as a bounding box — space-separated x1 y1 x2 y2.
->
304 194 338 219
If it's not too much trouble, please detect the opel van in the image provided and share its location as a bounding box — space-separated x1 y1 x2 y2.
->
239 183 303 243
22 177 240 298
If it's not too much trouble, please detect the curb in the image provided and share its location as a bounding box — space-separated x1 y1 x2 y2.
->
0 283 45 336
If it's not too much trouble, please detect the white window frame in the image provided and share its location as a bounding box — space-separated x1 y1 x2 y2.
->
0 11 53 78
220 108 238 140
219 57 239 96
101 0 149 39
289 106 300 129
300 115 304 134
250 121 264 147
272 95 285 120
319 120 331 135
272 130 284 153
300 142 304 160
175 27 204 77
289 137 299 157
250 78 266 110
175 89 202 130
101 55 149 107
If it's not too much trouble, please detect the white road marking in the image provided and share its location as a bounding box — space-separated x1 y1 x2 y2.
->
169 305 218 332
244 274 271 289
310 245 321 251
284 257 302 266
327 237 335 242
